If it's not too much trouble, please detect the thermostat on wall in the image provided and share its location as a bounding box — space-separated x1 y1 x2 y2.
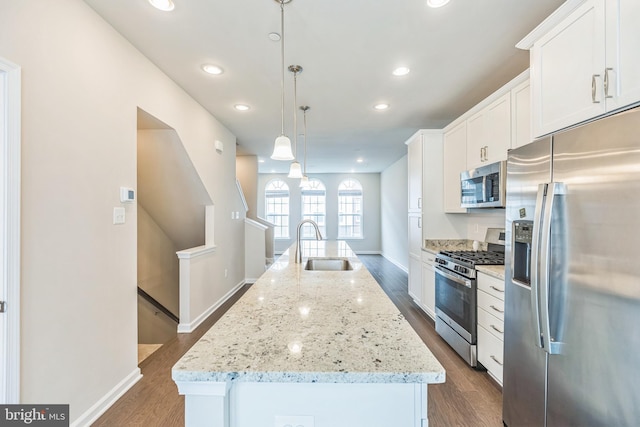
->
120 187 135 203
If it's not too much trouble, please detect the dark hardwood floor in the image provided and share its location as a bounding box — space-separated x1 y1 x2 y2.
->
94 256 502 426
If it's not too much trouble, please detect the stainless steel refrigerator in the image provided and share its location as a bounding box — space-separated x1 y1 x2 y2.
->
503 106 640 426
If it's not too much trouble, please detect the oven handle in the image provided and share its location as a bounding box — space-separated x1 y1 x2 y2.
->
435 265 472 289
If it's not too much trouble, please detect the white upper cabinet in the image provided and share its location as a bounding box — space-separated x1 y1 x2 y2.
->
407 133 423 213
605 0 640 111
443 122 467 213
523 0 640 137
511 80 532 149
466 92 511 169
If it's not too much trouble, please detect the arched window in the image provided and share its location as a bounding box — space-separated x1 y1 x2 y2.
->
301 179 326 238
338 178 363 238
265 179 290 239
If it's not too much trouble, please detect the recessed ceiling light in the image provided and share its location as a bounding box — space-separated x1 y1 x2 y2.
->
392 67 411 76
202 64 223 75
258 159 265 163
357 158 364 163
268 32 281 41
427 0 450 8
234 104 250 111
148 0 175 11
374 103 390 111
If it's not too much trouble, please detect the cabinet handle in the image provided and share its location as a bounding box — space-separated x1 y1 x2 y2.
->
484 146 489 162
418 217 422 229
592 74 601 103
490 285 504 293
490 355 503 366
490 305 504 314
490 324 504 334
418 197 422 209
604 68 614 99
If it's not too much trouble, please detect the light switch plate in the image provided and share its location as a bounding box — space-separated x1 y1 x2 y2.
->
274 415 314 427
113 207 125 224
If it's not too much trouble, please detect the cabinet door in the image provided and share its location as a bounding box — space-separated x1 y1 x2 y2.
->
605 0 640 111
408 255 422 303
511 80 532 149
408 214 422 257
466 110 485 169
531 0 606 137
443 122 467 213
407 134 423 213
484 93 511 163
421 262 436 320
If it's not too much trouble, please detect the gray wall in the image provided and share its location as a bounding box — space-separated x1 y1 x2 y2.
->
258 173 381 254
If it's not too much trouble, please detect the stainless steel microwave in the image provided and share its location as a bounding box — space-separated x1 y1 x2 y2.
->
460 161 506 208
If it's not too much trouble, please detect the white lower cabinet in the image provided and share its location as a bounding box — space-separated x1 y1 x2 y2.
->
477 271 505 385
408 255 422 304
421 251 436 320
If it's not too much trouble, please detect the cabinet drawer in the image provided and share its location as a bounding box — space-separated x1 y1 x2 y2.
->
477 290 504 320
478 307 504 341
477 272 505 301
421 251 436 264
478 325 504 384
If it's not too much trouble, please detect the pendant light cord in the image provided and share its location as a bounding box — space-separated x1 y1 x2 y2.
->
293 70 298 158
280 0 286 136
303 107 307 174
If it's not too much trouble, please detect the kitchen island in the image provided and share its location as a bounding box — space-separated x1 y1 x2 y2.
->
172 241 445 427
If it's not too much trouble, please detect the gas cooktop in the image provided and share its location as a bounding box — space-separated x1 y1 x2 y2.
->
438 250 505 267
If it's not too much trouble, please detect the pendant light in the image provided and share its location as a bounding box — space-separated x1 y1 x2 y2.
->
287 65 304 179
299 106 310 187
271 0 295 161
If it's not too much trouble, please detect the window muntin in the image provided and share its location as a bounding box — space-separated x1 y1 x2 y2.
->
338 178 363 238
301 179 326 238
265 179 290 239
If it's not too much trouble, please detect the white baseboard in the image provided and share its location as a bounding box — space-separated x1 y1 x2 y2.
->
353 250 382 255
178 280 246 333
71 368 142 427
244 278 258 284
381 254 408 273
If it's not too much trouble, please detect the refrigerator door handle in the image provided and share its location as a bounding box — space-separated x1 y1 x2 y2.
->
530 183 547 349
540 182 566 355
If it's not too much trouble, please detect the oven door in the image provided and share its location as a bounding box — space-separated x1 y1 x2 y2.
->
435 265 477 343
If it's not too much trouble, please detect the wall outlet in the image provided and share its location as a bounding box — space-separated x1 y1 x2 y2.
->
274 416 314 427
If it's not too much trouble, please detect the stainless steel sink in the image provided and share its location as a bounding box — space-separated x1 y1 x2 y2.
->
304 257 353 271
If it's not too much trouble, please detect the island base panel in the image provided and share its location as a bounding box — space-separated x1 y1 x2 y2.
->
180 382 430 427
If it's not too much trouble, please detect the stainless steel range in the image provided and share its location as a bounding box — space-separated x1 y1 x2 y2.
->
434 228 505 367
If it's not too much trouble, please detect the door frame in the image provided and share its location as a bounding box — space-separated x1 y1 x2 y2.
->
1 56 21 404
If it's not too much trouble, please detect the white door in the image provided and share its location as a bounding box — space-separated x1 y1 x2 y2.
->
0 57 21 404
0 67 6 404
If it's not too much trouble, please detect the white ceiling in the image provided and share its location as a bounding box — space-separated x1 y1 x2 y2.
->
84 0 564 174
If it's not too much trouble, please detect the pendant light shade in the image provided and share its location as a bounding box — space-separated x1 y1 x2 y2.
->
270 0 295 161
299 175 309 187
272 135 294 160
287 161 303 178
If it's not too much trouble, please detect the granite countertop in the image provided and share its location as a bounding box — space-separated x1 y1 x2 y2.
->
172 240 445 385
422 239 488 255
475 265 506 280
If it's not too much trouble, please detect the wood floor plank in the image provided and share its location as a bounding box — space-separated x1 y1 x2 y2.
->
94 256 502 426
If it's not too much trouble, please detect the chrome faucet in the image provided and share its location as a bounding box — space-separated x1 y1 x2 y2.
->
295 219 323 263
